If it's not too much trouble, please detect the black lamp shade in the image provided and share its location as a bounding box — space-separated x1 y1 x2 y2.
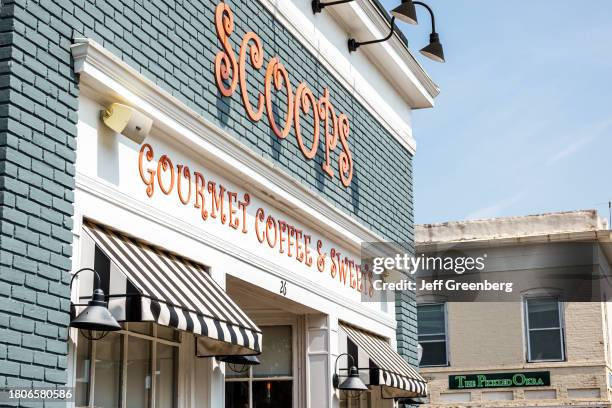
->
217 355 261 365
420 32 445 63
398 397 427 405
391 0 418 25
338 366 368 391
70 289 121 332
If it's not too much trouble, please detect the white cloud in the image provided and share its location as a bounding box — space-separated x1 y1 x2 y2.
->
546 119 612 166
465 191 526 220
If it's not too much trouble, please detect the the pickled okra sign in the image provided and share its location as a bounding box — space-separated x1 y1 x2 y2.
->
449 372 551 390
213 3 354 187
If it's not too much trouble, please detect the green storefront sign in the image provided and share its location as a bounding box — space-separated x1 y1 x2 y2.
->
449 372 550 390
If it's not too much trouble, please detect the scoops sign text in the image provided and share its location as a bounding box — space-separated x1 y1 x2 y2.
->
214 3 354 187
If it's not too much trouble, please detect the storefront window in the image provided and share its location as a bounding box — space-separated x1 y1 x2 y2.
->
155 343 178 406
226 381 249 407
417 303 448 367
252 381 292 407
525 297 564 361
125 336 151 407
225 326 293 408
75 332 92 406
94 331 122 408
75 323 180 408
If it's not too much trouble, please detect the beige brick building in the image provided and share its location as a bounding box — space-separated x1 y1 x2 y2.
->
415 210 612 408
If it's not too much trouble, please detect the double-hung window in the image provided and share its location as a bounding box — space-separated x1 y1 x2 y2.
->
417 303 448 367
525 297 565 362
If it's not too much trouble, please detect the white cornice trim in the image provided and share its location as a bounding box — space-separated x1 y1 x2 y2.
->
261 0 439 105
76 172 397 330
71 38 388 251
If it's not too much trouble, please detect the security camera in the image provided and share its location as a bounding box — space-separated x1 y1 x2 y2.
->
100 103 153 144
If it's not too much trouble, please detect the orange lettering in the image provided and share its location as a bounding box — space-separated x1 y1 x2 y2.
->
278 220 287 254
227 190 239 229
264 58 293 139
238 193 250 234
317 240 325 272
304 235 312 266
349 260 357 289
295 229 304 262
194 172 208 220
266 215 277 248
138 143 155 197
255 208 265 243
239 33 265 121
157 155 174 195
213 4 354 187
294 83 320 159
177 165 191 205
319 89 337 178
337 114 353 187
208 182 226 224
214 3 238 96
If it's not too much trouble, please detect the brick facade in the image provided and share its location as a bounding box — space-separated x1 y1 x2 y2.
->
0 0 418 389
0 0 76 392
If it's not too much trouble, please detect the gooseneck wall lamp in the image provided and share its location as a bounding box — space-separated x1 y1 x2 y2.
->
391 0 418 25
313 0 445 62
333 353 369 399
407 1 445 62
69 267 121 340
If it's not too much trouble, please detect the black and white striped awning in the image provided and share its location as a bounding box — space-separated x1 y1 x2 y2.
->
340 323 427 399
81 220 262 357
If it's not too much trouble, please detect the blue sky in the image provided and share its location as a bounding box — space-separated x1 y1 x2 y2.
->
380 0 612 224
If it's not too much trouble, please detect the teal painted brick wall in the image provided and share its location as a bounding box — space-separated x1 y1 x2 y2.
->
0 0 76 394
0 0 418 388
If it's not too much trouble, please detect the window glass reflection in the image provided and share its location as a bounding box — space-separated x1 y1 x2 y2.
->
252 380 292 408
126 336 151 408
156 343 177 407
75 331 91 406
93 332 122 408
253 326 292 378
225 381 249 408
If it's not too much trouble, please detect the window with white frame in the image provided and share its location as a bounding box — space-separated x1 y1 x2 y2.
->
524 297 565 362
417 303 448 367
225 325 293 408
75 322 180 408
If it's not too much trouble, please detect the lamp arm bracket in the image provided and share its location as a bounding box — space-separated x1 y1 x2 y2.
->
334 352 356 377
413 1 437 33
70 267 102 291
348 17 396 52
